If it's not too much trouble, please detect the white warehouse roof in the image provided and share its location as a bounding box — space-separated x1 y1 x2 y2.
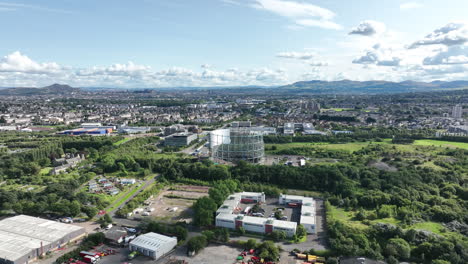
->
130 232 177 251
0 214 84 243
0 230 49 263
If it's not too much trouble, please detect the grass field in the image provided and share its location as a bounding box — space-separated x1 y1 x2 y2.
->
106 182 147 212
414 139 468 150
322 108 353 112
328 205 463 240
266 138 468 155
39 167 52 175
266 140 394 153
327 205 367 229
113 137 133 146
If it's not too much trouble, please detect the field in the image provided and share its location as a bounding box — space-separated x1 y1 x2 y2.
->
136 185 209 223
414 139 468 149
327 205 464 240
113 137 133 146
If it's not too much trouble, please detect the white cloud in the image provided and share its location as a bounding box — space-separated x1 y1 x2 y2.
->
276 51 316 60
410 22 468 48
0 51 64 74
400 2 423 10
0 51 290 88
353 43 402 67
309 61 329 67
423 45 468 65
349 20 386 36
225 0 342 30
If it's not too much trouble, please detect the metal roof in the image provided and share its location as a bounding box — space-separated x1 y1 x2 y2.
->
129 232 177 251
0 215 84 243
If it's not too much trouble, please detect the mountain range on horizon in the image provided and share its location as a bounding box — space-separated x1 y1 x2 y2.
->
0 80 468 96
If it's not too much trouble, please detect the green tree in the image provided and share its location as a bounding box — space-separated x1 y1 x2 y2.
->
187 235 207 253
386 238 411 259
296 224 307 238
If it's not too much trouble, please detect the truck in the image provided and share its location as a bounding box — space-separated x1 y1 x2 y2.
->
243 206 251 214
128 251 138 260
79 251 100 259
83 256 98 264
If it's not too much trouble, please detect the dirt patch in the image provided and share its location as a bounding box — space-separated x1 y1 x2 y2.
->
368 161 398 172
132 185 209 223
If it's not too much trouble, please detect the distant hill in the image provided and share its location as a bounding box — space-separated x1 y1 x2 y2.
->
0 83 80 96
1 80 468 95
276 80 468 94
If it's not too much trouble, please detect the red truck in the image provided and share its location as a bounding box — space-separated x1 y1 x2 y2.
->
79 251 100 260
83 256 98 264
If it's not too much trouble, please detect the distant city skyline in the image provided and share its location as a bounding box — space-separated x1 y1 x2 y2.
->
1 0 468 88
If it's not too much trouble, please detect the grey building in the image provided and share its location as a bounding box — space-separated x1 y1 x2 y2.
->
164 133 198 147
129 232 177 260
0 215 86 264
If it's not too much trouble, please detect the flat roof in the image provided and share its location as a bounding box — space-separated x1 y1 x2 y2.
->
130 232 177 251
240 192 264 197
0 215 84 243
242 216 267 225
216 213 237 222
300 215 316 225
273 220 297 229
0 230 50 262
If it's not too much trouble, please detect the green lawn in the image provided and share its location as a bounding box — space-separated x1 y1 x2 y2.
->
327 205 367 229
414 139 468 150
266 140 392 153
106 182 147 212
322 108 354 112
39 167 52 175
114 137 133 146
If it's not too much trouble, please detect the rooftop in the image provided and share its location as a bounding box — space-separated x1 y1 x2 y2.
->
0 215 84 243
130 232 177 250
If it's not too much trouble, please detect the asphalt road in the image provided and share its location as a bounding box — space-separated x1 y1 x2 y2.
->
109 175 159 217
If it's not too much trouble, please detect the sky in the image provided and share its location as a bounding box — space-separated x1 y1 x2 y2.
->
1 0 468 88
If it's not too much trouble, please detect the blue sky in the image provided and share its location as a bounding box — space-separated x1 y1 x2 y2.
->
1 0 468 87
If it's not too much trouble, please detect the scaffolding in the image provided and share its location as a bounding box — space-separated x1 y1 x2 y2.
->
210 128 264 163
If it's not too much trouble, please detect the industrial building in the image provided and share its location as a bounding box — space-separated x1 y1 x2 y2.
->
210 128 265 163
216 214 297 237
279 194 317 234
62 127 113 135
164 133 198 147
118 126 152 134
215 192 298 237
0 215 86 264
129 232 177 260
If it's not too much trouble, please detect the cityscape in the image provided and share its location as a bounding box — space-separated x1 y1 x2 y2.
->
0 1 467 264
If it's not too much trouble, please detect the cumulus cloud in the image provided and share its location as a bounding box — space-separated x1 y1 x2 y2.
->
400 2 423 10
410 22 468 48
225 0 342 30
309 61 329 67
0 51 289 88
353 43 402 67
276 51 315 60
423 45 468 65
0 51 64 74
349 20 386 36
77 62 151 77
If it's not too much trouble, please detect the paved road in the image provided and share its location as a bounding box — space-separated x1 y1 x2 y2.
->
109 175 159 217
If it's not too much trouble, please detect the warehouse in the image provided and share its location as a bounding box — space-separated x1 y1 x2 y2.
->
62 127 113 135
129 232 177 260
164 132 197 147
0 215 86 264
215 192 297 237
279 194 317 234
